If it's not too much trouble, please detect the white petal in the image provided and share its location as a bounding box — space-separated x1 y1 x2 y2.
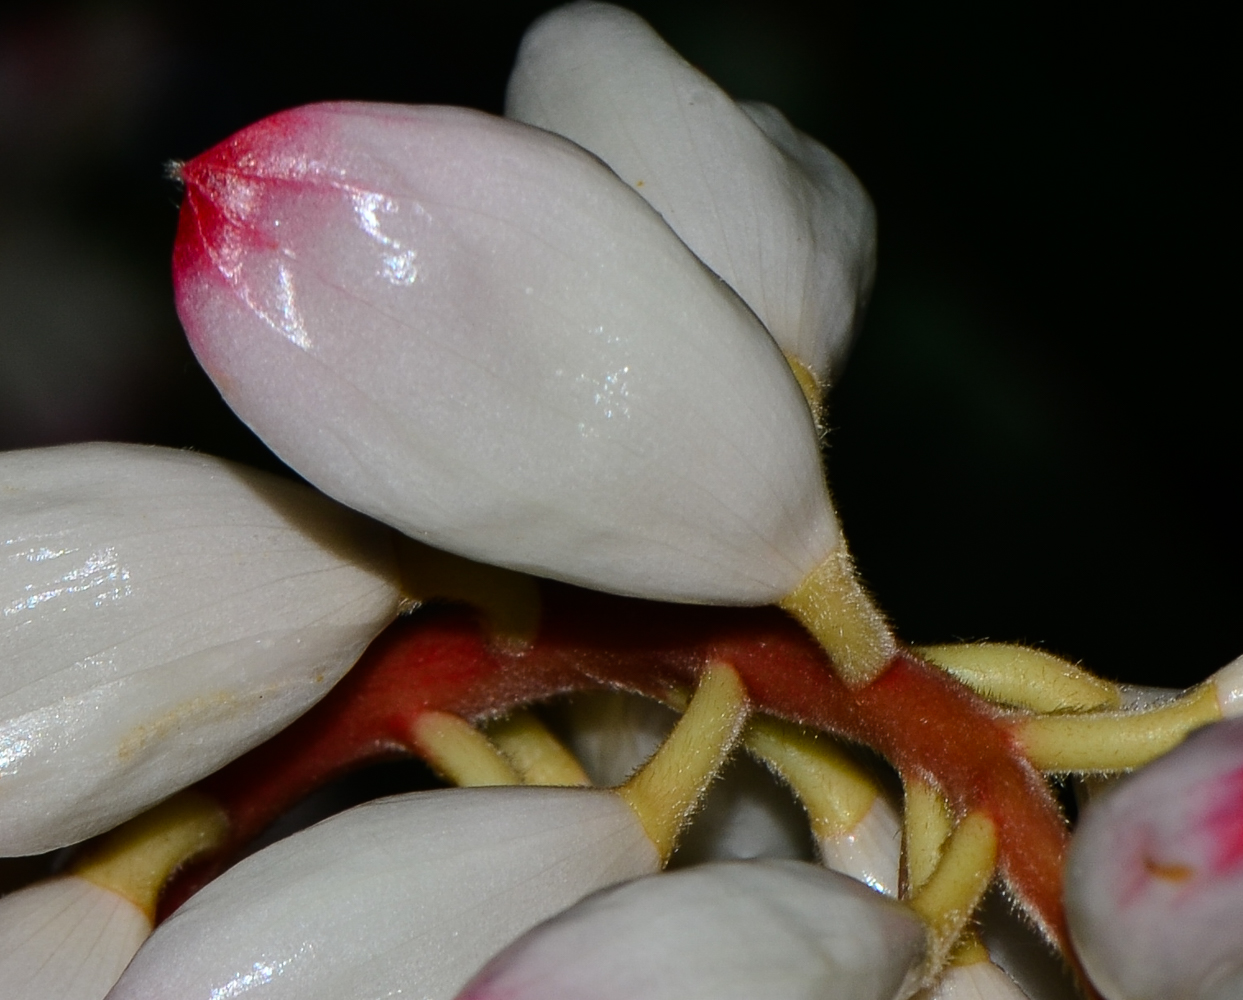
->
818 793 903 897
0 443 401 854
1065 717 1243 999
1212 652 1243 717
921 960 1031 1000
0 875 149 1000
108 786 659 1000
675 754 813 864
506 2 877 381
174 102 839 606
551 691 677 787
457 859 927 1000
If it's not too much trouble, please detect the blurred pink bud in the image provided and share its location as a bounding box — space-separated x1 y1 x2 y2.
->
1066 717 1243 1000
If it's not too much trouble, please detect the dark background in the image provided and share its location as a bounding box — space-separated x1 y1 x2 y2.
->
1 1 1235 688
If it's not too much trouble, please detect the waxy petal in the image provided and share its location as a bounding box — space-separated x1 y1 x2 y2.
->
0 443 401 854
675 755 814 864
457 859 926 1000
173 102 839 606
109 786 659 1000
923 960 1032 999
1065 717 1243 999
551 691 677 788
507 1 877 381
0 875 148 1000
818 793 902 897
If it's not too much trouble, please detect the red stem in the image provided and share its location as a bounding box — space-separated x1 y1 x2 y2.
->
162 584 1072 971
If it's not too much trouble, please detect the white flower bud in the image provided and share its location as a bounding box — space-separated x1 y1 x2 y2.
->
506 1 877 382
1066 717 1243 1000
0 443 402 854
108 786 659 1000
173 101 840 607
457 859 927 1000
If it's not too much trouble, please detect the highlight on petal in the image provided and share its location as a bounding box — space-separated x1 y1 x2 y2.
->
921 958 1032 999
108 786 659 1000
173 101 839 606
818 793 903 897
1213 651 1243 717
0 443 402 855
0 875 149 1000
506 1 877 383
456 859 927 1000
1065 717 1243 1000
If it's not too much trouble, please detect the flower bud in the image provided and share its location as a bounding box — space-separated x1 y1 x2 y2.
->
457 859 926 1000
0 443 402 854
507 1 877 382
108 786 659 999
1065 717 1243 1000
173 101 840 607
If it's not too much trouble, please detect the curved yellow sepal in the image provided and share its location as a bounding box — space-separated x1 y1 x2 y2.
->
903 780 953 894
411 711 522 787
918 642 1119 713
1017 683 1221 772
619 663 749 863
780 548 896 687
72 791 229 921
745 717 880 839
485 709 591 786
784 354 825 429
909 811 998 972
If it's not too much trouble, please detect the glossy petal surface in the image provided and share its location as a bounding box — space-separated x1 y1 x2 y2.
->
0 875 149 1000
0 443 401 853
1066 717 1243 999
922 960 1031 1000
109 786 659 1000
458 859 926 1000
507 1 876 380
173 101 837 605
818 793 902 897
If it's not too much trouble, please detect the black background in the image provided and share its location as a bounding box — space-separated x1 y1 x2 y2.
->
1 1 1235 688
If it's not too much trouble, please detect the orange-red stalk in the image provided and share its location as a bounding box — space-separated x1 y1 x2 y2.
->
161 583 1076 988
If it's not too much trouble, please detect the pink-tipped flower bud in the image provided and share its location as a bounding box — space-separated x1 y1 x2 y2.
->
1066 717 1243 1000
172 101 841 608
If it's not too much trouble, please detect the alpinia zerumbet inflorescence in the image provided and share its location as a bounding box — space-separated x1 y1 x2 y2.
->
2 4 1241 1000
